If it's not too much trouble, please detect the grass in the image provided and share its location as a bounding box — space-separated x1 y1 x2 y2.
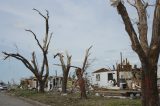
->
7 89 141 106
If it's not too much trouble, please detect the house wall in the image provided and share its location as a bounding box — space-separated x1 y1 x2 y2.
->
158 65 160 78
119 72 132 79
91 71 117 88
45 76 63 91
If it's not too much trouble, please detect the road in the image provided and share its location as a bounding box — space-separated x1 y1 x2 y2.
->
0 92 35 106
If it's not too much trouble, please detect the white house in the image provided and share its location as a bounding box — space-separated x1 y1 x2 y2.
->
46 75 63 91
20 75 63 92
157 65 160 78
91 68 117 88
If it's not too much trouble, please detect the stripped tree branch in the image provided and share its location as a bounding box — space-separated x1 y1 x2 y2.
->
149 0 160 64
116 1 146 62
81 45 92 74
33 8 47 19
135 0 149 54
25 29 43 51
54 64 80 69
31 52 38 72
54 53 66 71
127 0 136 7
2 52 34 73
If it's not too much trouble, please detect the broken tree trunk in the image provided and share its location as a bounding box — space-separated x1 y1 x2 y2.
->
76 68 87 99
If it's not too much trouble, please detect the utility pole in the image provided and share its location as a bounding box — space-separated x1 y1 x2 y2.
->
117 52 123 86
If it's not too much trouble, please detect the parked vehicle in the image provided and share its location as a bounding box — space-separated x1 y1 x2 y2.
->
0 82 8 90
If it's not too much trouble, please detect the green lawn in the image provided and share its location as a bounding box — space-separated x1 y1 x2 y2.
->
7 89 141 106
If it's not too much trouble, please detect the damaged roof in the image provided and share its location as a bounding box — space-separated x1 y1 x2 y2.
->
93 68 111 73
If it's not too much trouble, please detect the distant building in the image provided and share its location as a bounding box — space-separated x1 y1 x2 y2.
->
116 59 142 89
20 75 75 92
91 68 117 88
90 59 142 90
20 77 38 89
157 65 160 78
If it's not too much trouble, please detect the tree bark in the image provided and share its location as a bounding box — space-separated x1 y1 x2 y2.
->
76 68 87 99
141 62 159 106
39 80 45 93
78 78 87 99
62 71 69 93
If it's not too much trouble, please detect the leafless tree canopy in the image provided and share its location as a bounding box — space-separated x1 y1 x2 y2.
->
2 9 52 92
81 46 92 75
54 52 72 72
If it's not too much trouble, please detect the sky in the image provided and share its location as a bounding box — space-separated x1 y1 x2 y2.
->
0 0 158 83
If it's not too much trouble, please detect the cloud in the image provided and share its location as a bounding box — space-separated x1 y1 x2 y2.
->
14 22 26 29
0 5 27 18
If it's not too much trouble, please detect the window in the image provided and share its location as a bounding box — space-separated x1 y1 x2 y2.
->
120 75 124 79
96 74 100 81
108 73 113 81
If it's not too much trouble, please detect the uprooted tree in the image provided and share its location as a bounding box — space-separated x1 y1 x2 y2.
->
110 0 160 106
75 46 92 99
2 9 52 93
54 52 72 93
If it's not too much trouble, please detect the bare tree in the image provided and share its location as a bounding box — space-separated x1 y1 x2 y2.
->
75 46 92 99
110 0 160 105
2 9 52 93
54 52 72 93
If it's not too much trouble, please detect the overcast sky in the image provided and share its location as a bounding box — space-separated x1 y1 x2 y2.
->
0 0 157 83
